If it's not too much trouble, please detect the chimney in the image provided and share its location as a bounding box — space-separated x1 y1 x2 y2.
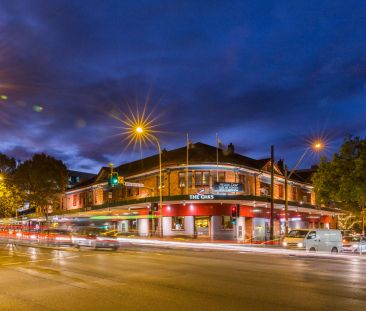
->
162 148 168 160
277 159 285 173
227 143 235 155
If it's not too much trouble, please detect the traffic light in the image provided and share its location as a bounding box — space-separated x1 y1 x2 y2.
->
231 206 237 218
118 176 124 185
231 205 240 224
108 172 119 187
151 203 159 212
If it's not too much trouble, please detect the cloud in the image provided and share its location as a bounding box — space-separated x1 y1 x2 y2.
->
0 1 366 171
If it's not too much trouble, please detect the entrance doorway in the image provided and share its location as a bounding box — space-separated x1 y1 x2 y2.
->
194 216 210 238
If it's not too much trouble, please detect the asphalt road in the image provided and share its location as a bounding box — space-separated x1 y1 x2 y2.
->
0 242 365 311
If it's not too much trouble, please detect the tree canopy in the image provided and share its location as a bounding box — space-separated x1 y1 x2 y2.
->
0 181 24 217
312 136 366 213
14 153 68 218
0 153 16 176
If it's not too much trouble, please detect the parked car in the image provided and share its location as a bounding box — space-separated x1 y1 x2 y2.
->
342 236 366 254
305 229 342 253
282 229 310 249
72 227 119 250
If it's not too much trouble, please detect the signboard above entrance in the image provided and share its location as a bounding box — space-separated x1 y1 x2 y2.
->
189 193 215 200
213 182 243 192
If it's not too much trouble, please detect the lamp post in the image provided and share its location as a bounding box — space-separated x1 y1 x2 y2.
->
284 141 323 235
135 126 163 237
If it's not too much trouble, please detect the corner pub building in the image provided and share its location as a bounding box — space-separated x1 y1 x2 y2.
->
63 142 341 242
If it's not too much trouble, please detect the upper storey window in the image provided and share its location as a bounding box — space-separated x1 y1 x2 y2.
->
212 171 225 183
195 171 210 187
179 172 192 188
278 184 284 198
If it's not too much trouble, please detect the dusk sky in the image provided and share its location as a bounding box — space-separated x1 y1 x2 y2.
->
1 1 366 173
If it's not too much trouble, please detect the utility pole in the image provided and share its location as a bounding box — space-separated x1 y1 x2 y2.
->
284 166 289 236
270 145 275 242
362 204 365 236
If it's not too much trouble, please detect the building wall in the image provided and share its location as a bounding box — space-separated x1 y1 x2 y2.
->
65 166 316 211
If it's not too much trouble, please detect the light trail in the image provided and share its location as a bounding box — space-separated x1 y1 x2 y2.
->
117 238 366 261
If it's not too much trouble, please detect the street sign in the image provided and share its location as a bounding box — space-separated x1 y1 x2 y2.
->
124 182 144 188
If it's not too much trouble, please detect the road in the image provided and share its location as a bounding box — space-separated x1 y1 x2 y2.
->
0 241 365 311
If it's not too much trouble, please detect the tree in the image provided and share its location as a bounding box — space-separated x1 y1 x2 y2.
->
0 153 24 217
0 153 17 176
0 181 24 217
312 136 366 232
14 153 68 219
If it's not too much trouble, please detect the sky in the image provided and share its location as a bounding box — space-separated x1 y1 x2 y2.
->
0 0 366 173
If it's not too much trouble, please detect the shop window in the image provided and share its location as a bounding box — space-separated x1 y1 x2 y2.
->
179 172 192 188
221 216 234 230
72 195 77 206
278 184 284 198
129 219 138 232
195 171 209 187
212 171 225 183
172 216 185 230
127 188 133 197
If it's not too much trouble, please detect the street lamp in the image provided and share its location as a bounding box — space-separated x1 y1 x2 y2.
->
284 140 324 235
114 105 164 236
133 126 163 237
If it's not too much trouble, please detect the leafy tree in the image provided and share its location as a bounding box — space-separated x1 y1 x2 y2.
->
0 153 24 217
14 153 68 219
0 181 24 217
0 153 17 176
312 136 366 232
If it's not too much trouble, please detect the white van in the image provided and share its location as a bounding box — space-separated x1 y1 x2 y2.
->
283 229 342 253
305 229 342 253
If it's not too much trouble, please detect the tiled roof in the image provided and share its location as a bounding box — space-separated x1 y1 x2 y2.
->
291 168 317 184
114 142 264 176
67 142 306 190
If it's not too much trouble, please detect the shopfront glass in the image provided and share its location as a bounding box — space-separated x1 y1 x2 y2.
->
195 216 210 237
